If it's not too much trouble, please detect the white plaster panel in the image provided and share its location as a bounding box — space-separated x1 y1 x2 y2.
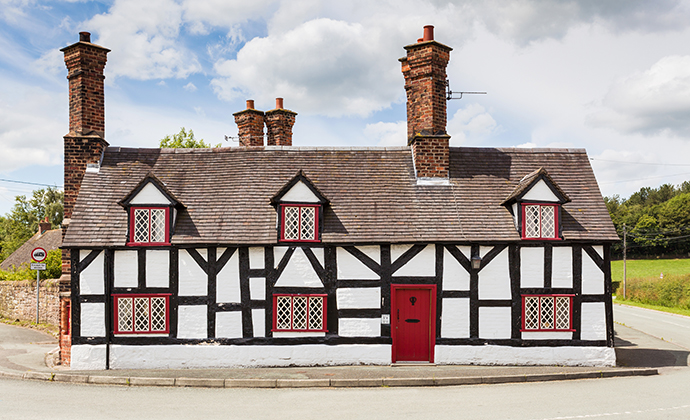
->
393 244 435 277
522 179 559 202
253 309 265 337
107 344 392 369
521 331 573 340
356 246 380 264
582 250 605 295
441 298 469 338
552 247 573 288
274 248 324 288
390 244 413 263
177 305 208 339
336 288 381 309
70 345 107 370
280 181 320 203
443 247 470 291
478 248 511 300
274 247 288 267
79 250 104 295
113 250 138 288
337 247 378 280
480 246 493 258
592 245 603 259
273 331 326 338
435 345 615 367
128 182 172 205
520 247 544 288
250 277 265 300
338 318 381 337
217 251 240 303
215 311 243 338
179 249 208 296
478 307 512 339
249 247 264 269
311 247 324 267
512 203 519 229
581 302 607 341
80 302 105 337
146 250 169 288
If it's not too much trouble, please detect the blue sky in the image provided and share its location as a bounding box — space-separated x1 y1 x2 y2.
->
3 0 690 216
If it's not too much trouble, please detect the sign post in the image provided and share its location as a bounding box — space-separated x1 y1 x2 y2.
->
31 247 47 324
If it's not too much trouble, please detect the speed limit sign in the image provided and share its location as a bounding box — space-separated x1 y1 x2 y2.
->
31 247 47 262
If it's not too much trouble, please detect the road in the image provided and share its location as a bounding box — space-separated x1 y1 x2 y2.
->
0 304 687 420
614 303 690 350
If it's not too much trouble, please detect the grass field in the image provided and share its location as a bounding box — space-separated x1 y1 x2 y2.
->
611 258 690 281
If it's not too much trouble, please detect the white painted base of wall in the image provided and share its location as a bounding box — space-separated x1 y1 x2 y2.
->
435 345 616 367
70 344 392 370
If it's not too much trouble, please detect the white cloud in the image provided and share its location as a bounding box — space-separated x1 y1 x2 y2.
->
183 82 197 92
447 103 499 145
587 55 690 137
181 0 279 28
364 121 406 147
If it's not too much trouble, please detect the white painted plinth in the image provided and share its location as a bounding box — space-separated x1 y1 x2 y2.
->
435 345 616 367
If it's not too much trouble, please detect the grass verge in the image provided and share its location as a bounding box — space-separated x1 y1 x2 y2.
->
0 315 58 338
614 298 690 317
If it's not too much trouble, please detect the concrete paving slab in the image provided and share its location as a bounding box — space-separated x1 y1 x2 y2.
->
128 377 175 387
88 376 130 385
175 377 225 388
225 378 276 388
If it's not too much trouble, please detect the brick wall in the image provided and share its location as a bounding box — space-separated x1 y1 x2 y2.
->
234 100 265 147
0 280 60 326
266 98 297 146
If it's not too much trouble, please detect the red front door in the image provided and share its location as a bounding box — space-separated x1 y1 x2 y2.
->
392 285 436 363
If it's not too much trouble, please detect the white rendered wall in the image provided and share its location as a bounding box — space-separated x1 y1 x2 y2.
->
522 180 559 202
249 277 265 300
436 345 615 367
337 247 378 280
336 288 381 309
338 318 381 337
581 302 607 341
274 248 324 288
273 331 326 338
390 244 413 263
392 244 435 277
179 249 208 296
80 302 105 337
478 307 511 339
279 181 320 203
520 247 544 288
443 247 470 291
582 251 605 295
249 247 264 269
128 183 172 205
253 309 265 337
146 250 169 288
522 331 573 340
274 247 288 266
215 311 243 338
478 248 511 300
71 345 107 370
217 251 240 303
552 247 573 288
177 305 207 339
113 250 138 288
79 250 104 295
441 298 469 338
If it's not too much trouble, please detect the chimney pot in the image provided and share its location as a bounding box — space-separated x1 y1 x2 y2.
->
423 25 434 41
79 32 91 43
246 99 255 109
276 97 284 109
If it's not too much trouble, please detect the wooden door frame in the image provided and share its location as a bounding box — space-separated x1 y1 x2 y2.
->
391 284 437 363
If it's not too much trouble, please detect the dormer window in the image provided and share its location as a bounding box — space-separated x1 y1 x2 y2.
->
522 204 558 239
119 174 183 247
272 171 329 244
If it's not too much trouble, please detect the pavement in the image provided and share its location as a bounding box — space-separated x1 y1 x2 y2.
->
0 321 666 389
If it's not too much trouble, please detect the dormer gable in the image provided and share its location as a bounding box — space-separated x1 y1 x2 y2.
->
271 171 328 205
501 167 570 207
119 174 182 208
272 171 328 243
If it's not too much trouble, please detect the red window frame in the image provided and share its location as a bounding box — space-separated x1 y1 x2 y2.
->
127 206 171 246
113 294 171 335
272 294 327 332
279 204 320 243
521 203 560 240
521 294 575 332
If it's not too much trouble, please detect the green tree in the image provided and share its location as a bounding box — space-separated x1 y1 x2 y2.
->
159 127 221 148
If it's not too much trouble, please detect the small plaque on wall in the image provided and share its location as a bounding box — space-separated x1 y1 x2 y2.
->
381 314 390 325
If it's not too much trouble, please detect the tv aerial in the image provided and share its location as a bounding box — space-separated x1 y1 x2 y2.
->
446 80 486 100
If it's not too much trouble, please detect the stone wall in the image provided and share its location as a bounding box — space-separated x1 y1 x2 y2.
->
0 279 60 326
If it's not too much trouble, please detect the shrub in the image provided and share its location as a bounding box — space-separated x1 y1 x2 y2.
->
0 249 62 281
624 274 690 310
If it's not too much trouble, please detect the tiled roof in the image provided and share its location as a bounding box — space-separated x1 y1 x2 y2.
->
62 146 618 247
0 229 62 270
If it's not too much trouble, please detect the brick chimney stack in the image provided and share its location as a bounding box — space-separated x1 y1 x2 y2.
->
400 25 452 179
39 217 51 236
265 98 297 146
233 100 265 146
59 31 110 366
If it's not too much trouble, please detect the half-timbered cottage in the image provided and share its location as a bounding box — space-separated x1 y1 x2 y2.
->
58 27 618 369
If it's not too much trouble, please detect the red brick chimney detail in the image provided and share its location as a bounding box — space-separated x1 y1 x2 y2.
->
400 25 452 178
39 217 51 236
233 100 265 146
265 98 297 146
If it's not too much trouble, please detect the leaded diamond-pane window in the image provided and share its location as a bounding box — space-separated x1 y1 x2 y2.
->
522 204 559 240
114 295 170 334
522 295 573 331
130 207 169 244
280 205 320 242
272 294 327 332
